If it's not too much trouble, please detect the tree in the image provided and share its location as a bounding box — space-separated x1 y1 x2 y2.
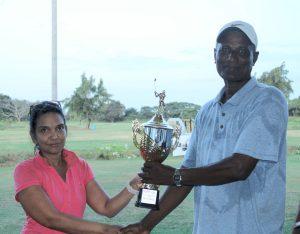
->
0 94 32 121
164 102 200 119
94 79 112 119
257 62 293 99
65 74 111 128
125 108 139 120
137 102 200 120
289 97 300 116
102 100 125 122
10 99 31 121
139 106 156 119
0 94 14 120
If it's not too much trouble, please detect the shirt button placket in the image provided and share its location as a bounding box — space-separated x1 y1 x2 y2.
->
220 110 225 130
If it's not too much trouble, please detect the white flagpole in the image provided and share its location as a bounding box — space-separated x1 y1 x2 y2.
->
52 0 57 101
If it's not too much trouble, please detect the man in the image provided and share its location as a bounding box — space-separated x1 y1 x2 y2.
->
121 20 288 234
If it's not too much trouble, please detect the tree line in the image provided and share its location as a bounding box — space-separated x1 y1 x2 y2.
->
0 73 200 127
63 74 200 128
1 63 300 126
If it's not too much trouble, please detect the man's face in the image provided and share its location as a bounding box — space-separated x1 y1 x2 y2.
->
214 29 259 82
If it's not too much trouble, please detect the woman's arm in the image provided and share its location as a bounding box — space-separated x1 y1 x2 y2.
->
86 176 141 218
18 185 120 234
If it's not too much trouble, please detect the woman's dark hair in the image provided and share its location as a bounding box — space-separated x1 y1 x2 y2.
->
29 101 67 137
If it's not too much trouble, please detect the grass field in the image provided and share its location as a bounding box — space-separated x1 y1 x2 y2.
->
0 121 140 164
0 118 299 233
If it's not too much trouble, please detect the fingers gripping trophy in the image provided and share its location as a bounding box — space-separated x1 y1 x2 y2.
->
132 90 181 210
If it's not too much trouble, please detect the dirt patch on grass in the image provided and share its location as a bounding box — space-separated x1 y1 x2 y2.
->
288 146 300 155
0 153 33 167
287 130 300 137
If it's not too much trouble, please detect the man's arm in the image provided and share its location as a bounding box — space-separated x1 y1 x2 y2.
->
180 153 258 185
141 185 192 230
141 153 258 186
121 153 258 233
121 184 192 233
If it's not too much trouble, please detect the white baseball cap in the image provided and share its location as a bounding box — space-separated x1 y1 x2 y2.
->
216 20 258 49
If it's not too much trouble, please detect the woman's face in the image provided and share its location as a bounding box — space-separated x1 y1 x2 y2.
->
33 112 66 156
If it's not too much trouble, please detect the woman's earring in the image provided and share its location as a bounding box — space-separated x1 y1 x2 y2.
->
34 144 40 153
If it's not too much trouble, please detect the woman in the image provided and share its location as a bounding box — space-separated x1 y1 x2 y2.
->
14 101 141 234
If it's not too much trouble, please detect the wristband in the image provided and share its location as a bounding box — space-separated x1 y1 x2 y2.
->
294 221 300 229
126 183 139 195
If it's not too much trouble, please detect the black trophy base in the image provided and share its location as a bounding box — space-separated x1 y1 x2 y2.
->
135 188 160 210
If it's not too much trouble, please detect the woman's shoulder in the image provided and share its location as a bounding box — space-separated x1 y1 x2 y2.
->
13 157 41 182
14 157 36 172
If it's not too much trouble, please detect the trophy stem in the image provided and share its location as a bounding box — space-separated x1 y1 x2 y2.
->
142 183 159 190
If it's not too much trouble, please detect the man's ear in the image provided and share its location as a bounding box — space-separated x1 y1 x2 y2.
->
214 48 217 63
253 51 259 66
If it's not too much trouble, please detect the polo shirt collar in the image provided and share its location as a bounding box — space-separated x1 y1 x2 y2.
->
213 77 257 106
34 149 76 169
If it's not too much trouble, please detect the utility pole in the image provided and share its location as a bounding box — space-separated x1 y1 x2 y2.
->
52 0 57 101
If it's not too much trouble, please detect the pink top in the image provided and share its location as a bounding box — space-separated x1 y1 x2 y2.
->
14 149 95 234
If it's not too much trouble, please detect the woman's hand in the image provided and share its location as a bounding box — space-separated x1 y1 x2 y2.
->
120 222 150 234
98 223 122 234
129 175 142 191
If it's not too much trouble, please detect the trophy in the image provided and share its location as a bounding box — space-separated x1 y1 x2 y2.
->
132 90 181 210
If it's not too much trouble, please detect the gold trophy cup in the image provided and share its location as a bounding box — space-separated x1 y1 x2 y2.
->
132 90 181 210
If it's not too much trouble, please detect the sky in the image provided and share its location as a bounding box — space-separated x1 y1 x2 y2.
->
0 0 299 109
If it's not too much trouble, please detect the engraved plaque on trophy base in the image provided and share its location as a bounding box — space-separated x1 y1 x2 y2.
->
135 188 159 210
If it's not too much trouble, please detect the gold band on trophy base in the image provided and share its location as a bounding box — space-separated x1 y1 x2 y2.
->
132 90 181 210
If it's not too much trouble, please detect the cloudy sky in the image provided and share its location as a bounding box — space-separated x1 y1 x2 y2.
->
0 0 299 109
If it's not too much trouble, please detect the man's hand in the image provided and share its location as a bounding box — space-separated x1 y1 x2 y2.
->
139 162 175 185
293 227 300 234
120 222 150 234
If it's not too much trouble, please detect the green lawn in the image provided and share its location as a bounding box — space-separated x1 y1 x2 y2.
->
0 121 139 163
0 119 299 233
0 157 193 234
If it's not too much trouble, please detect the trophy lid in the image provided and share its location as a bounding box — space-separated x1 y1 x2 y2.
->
143 90 173 130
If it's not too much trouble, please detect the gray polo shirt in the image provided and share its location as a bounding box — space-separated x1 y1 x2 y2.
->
182 78 288 234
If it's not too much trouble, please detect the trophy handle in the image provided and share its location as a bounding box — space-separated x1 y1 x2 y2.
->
170 125 181 152
132 119 143 149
